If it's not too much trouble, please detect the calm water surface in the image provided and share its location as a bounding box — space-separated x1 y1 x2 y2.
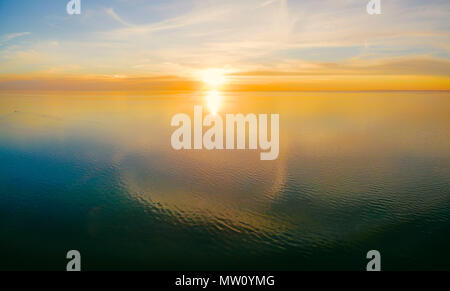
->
0 91 449 270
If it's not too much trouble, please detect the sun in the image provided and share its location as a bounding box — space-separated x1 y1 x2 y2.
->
201 69 227 88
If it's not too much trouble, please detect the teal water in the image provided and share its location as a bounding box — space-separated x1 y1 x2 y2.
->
0 91 449 270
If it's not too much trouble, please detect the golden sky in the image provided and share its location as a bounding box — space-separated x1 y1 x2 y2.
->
0 0 449 92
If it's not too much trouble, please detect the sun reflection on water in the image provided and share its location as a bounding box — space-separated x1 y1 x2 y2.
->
205 90 223 115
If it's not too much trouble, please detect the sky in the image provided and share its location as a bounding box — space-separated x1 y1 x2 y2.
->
0 0 449 91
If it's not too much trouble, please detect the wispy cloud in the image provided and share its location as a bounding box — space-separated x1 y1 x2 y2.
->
231 56 450 77
106 8 133 27
261 0 281 8
0 32 30 46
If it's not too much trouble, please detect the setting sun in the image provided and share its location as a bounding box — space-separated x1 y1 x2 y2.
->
201 69 227 88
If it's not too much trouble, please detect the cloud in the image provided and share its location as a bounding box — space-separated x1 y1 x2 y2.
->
261 0 281 7
231 56 450 77
0 32 31 46
104 4 234 38
105 8 133 27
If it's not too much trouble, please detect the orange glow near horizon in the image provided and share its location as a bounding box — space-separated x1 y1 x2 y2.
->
0 73 450 93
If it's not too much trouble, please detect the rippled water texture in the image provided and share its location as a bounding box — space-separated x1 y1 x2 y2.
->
0 91 449 270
